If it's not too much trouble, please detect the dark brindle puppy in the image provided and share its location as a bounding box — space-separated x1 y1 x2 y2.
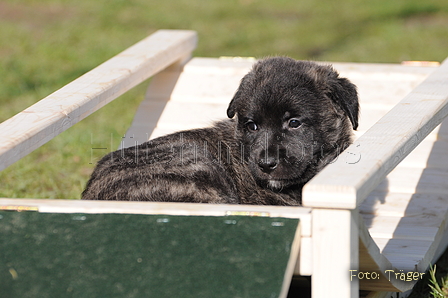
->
82 57 359 205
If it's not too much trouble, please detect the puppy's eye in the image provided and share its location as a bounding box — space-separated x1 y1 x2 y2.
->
245 121 258 131
288 119 301 129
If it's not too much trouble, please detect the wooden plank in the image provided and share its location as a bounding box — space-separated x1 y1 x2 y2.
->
354 108 396 138
183 57 255 75
0 210 299 298
378 209 448 272
282 221 303 298
152 101 228 129
0 199 311 233
351 77 428 107
375 238 432 257
358 209 448 288
333 62 435 112
360 192 448 218
169 73 248 103
437 117 448 140
362 214 441 241
414 209 448 272
398 133 448 168
355 111 447 140
119 57 191 149
294 236 312 276
169 57 254 104
372 167 448 195
331 62 436 80
358 196 448 290
357 217 409 292
147 102 228 139
358 238 399 292
302 57 448 209
0 199 312 237
0 30 198 172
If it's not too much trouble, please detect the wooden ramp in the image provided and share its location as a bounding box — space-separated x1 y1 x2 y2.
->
0 201 302 298
1 30 448 297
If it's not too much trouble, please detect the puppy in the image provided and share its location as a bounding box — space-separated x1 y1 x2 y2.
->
82 57 359 205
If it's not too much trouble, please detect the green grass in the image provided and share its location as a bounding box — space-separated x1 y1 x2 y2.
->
429 265 448 298
0 0 448 295
409 263 448 298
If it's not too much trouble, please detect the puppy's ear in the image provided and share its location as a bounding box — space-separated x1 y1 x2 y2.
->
227 73 252 119
327 76 359 130
227 90 240 118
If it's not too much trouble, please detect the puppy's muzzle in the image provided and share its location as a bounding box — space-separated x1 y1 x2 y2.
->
258 157 278 173
257 145 286 174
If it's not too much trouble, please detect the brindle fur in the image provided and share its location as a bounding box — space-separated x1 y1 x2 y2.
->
82 57 359 205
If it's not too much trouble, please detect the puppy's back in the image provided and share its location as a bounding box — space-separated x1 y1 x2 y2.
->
82 122 239 203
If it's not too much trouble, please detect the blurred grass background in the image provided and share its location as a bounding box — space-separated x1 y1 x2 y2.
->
0 0 448 296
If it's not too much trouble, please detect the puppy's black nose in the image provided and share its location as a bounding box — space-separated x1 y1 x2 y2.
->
258 158 278 173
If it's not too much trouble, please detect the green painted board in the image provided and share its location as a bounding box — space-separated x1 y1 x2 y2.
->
0 211 299 298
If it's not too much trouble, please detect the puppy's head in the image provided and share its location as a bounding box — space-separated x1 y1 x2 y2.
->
227 57 359 190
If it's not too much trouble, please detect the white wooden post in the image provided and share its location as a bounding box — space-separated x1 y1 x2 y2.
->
312 208 359 298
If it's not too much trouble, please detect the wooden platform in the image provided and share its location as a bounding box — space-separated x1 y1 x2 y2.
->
122 55 448 294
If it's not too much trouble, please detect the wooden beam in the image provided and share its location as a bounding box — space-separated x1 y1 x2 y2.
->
302 57 448 209
0 30 198 171
0 198 310 222
312 208 359 297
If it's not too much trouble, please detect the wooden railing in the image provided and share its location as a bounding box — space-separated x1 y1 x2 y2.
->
0 30 197 171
